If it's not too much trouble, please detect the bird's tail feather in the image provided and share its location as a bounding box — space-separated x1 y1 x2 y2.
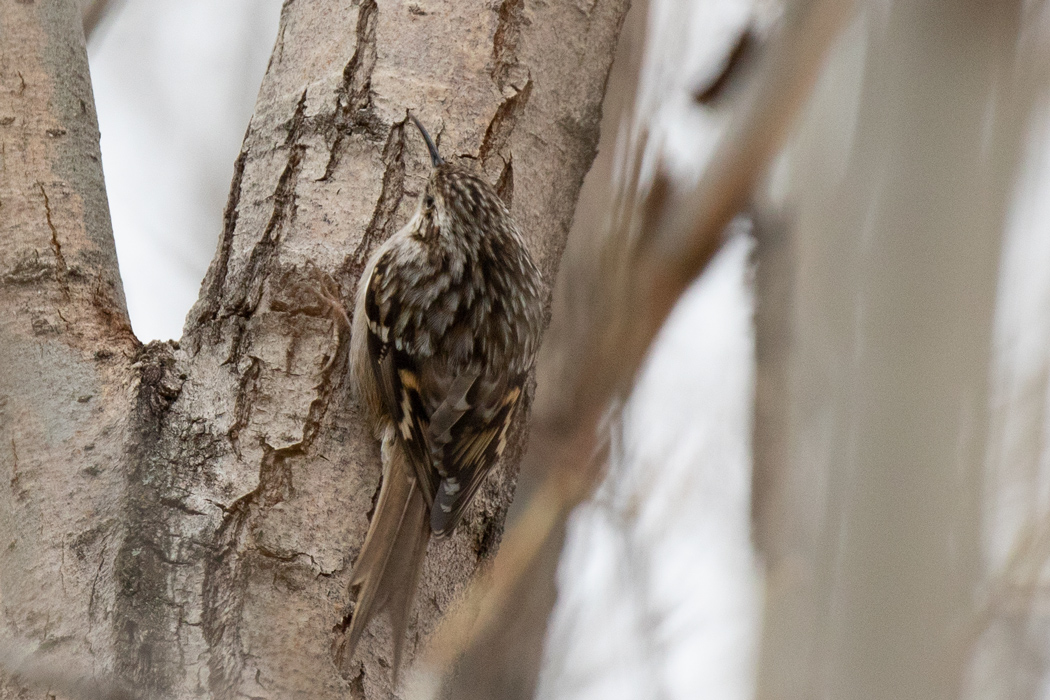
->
339 440 431 680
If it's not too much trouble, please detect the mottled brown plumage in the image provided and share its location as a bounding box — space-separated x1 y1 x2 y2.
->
340 115 544 676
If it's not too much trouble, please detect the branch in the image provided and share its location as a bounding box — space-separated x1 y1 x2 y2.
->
82 0 126 41
420 0 855 694
0 1 135 697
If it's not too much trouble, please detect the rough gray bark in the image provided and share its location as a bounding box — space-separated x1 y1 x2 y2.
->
0 1 136 697
0 1 629 698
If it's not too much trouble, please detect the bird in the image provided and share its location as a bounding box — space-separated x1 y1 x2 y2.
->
340 114 545 677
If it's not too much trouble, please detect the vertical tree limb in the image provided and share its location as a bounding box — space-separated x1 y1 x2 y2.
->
0 0 136 696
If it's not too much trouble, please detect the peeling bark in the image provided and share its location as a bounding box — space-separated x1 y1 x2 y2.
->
1 0 629 698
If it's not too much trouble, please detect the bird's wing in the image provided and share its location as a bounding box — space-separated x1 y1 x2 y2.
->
363 252 525 533
426 368 524 535
363 251 439 503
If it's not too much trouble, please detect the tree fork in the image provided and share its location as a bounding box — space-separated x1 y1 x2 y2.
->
0 1 629 698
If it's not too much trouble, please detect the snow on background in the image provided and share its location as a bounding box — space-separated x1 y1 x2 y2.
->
89 0 758 697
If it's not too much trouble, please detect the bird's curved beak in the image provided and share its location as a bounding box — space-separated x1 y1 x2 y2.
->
409 114 444 167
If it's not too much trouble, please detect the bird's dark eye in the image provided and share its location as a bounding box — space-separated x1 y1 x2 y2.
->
424 195 435 209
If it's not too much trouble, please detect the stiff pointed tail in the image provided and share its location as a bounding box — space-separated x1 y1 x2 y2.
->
337 438 431 677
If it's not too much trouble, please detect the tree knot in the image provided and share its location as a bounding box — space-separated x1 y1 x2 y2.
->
132 341 185 416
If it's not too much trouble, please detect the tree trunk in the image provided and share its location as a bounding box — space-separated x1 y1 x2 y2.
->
0 1 629 698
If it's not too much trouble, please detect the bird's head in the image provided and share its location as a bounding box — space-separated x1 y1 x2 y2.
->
409 114 509 244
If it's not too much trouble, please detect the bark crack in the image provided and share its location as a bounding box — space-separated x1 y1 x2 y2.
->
322 0 382 180
478 79 533 168
338 0 378 125
339 118 409 290
37 182 69 293
228 97 308 319
9 439 26 501
492 0 527 91
201 299 348 697
87 528 113 622
188 147 249 332
495 154 514 206
228 357 261 456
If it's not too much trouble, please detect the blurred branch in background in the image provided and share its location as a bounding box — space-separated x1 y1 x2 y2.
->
81 0 126 41
970 5 1050 697
419 0 853 697
753 2 1048 699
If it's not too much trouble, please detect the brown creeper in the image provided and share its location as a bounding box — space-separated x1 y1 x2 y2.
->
340 115 544 674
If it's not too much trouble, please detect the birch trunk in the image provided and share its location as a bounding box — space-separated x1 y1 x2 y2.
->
0 1 629 698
